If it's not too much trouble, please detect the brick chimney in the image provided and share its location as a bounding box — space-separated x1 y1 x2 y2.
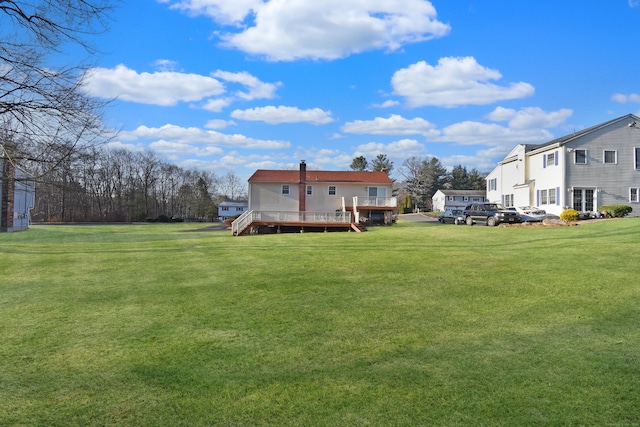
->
299 160 306 212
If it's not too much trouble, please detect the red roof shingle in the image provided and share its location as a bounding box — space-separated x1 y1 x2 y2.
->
248 169 392 184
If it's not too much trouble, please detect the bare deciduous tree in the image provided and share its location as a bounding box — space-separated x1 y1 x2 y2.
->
1 0 116 178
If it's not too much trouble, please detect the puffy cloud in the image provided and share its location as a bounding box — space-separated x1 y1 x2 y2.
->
355 139 426 157
205 119 236 129
435 121 554 147
341 114 437 136
163 0 450 61
612 93 640 103
212 70 280 100
121 123 290 149
230 105 334 124
485 107 573 129
81 65 279 109
81 64 225 105
158 0 262 25
391 57 534 108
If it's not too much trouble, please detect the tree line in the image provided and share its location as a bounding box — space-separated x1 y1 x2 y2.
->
31 145 245 222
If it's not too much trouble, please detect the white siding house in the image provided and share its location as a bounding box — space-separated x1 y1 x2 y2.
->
487 114 640 216
432 190 486 212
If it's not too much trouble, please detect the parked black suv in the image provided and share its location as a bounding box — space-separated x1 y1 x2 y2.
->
463 203 521 226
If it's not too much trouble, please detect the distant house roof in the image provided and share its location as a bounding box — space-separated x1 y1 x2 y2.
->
219 200 247 207
437 189 485 196
248 170 393 184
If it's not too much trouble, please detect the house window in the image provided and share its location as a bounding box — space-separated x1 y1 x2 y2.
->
548 188 556 205
604 150 617 164
635 148 640 170
630 188 639 203
221 206 229 211
282 184 290 195
488 178 497 191
540 189 548 205
575 149 587 164
306 185 313 196
448 196 454 201
503 194 514 207
545 152 556 167
328 185 336 196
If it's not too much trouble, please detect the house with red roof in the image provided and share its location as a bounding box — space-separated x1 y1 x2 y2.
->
232 161 397 235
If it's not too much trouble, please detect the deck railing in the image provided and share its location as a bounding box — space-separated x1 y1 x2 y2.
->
232 210 353 235
352 196 397 208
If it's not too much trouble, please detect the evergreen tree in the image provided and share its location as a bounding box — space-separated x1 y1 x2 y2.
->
350 156 368 171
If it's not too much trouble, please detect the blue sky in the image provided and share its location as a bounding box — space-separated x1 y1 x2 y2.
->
80 0 640 182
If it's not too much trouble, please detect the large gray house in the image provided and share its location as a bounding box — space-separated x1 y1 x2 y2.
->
486 113 640 216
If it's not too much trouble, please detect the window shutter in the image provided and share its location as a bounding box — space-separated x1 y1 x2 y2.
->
501 195 505 205
554 151 559 166
556 187 560 205
543 155 547 168
536 190 540 206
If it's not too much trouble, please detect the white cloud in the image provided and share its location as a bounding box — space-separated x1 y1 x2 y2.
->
163 0 450 61
629 0 640 8
81 64 225 106
391 57 535 108
435 121 554 147
82 65 279 110
612 93 640 103
485 107 573 129
355 139 426 157
121 123 291 149
372 100 400 108
341 114 437 136
231 105 334 125
212 70 280 100
205 119 236 129
149 139 225 156
153 59 179 71
158 0 262 25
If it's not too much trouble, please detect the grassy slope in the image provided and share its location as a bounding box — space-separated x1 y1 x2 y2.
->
0 220 639 426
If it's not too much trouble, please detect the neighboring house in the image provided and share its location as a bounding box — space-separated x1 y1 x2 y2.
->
233 160 397 235
432 190 486 212
486 113 640 216
1 160 35 232
218 200 248 220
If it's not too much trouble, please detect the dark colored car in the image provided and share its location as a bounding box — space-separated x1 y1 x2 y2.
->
438 208 465 225
463 202 521 226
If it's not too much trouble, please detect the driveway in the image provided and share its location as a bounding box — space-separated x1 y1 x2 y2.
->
398 213 439 223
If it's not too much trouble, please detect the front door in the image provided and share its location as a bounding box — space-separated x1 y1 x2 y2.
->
572 188 594 212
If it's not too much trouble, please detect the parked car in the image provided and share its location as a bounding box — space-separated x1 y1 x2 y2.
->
507 206 546 222
463 202 521 226
438 208 465 225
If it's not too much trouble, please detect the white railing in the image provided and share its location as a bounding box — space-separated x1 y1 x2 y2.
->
232 210 353 235
231 210 255 236
353 196 397 208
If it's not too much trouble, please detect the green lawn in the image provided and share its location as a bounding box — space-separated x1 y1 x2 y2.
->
1 220 639 426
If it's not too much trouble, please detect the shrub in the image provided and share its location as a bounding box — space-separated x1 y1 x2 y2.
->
599 205 632 218
560 209 580 222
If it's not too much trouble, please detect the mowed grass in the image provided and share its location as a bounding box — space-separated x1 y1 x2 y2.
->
1 219 639 426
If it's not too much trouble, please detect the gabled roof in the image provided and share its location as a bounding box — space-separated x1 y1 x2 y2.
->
248 169 393 184
219 200 248 207
528 113 640 153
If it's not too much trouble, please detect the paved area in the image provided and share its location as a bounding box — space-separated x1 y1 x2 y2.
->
398 213 439 223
